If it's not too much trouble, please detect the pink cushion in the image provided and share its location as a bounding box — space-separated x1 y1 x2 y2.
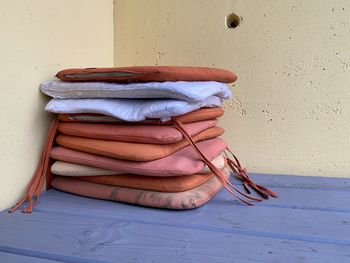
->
50 138 227 176
58 119 217 144
51 167 230 209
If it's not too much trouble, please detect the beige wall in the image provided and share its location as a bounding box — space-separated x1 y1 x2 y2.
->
115 0 350 177
0 0 114 210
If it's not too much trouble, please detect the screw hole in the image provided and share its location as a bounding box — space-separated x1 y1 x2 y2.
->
226 13 240 29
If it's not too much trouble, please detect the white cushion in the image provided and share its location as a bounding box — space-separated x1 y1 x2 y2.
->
45 97 222 122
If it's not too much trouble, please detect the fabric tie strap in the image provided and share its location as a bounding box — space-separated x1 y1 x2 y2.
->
9 118 59 213
171 118 278 205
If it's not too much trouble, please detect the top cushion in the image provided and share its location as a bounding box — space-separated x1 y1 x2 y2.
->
56 66 237 83
40 80 231 102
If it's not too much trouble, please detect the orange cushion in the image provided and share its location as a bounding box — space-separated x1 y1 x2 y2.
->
51 167 229 209
56 66 237 83
58 119 217 144
56 126 224 161
50 138 227 176
75 172 214 192
58 107 224 124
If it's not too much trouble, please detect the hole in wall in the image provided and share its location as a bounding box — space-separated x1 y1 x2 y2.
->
226 13 241 29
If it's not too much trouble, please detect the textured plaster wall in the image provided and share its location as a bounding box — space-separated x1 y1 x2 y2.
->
115 0 350 177
0 0 114 211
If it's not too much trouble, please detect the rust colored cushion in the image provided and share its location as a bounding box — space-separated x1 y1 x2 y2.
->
56 66 237 83
75 172 214 192
51 167 230 209
51 154 226 176
56 126 224 161
58 107 224 124
50 138 227 177
58 119 217 144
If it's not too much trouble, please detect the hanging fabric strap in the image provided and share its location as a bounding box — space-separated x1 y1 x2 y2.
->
171 118 264 205
224 149 278 199
9 118 60 213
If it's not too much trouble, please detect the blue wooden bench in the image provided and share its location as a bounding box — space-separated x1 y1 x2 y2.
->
0 173 349 262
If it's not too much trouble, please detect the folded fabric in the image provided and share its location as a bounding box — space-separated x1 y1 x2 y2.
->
58 107 225 124
74 172 214 192
40 80 232 101
56 66 237 83
51 167 230 209
51 154 226 176
58 119 217 144
56 126 224 161
45 97 222 122
50 138 227 176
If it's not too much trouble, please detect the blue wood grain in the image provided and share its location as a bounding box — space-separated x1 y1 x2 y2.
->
248 173 350 190
0 212 349 263
0 252 62 263
27 190 350 244
1 173 350 263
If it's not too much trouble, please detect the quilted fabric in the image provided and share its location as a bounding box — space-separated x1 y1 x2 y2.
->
40 80 231 101
51 155 226 176
50 138 227 176
58 107 225 124
51 167 230 209
74 172 214 192
57 119 217 144
56 127 224 161
56 66 237 83
45 97 222 121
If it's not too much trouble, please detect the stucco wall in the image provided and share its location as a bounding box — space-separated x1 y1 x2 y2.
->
0 0 114 211
114 0 350 177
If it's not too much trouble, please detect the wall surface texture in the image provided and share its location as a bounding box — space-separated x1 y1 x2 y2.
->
0 0 114 211
114 0 350 177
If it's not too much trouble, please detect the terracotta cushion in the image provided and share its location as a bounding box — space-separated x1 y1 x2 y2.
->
56 126 224 161
51 167 230 209
56 66 237 83
58 107 224 124
75 172 215 192
50 138 227 176
51 154 226 176
58 119 217 144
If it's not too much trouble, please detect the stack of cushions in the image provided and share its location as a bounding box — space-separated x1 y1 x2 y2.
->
11 66 277 213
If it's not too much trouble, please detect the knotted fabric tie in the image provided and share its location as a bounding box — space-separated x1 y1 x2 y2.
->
171 118 278 205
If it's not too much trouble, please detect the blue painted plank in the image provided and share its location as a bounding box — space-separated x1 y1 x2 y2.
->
0 252 62 263
257 186 350 212
11 190 350 244
0 212 349 263
1 174 350 263
248 173 350 190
